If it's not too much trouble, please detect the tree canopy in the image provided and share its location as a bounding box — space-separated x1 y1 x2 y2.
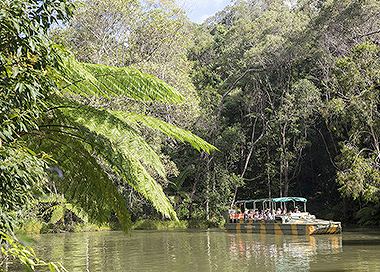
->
0 0 215 269
1 0 380 269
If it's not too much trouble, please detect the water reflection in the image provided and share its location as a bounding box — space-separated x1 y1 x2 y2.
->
29 230 380 272
227 233 342 271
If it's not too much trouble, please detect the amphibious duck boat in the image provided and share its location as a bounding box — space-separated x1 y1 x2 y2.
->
226 197 342 235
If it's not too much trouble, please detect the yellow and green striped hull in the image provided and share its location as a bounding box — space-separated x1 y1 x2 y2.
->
226 221 341 235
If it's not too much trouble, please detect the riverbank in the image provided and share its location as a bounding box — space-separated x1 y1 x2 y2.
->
16 220 111 235
132 219 222 230
16 219 222 235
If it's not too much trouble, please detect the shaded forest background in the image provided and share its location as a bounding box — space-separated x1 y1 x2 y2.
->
55 0 380 226
1 0 379 270
2 0 380 234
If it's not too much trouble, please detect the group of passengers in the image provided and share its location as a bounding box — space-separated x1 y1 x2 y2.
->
229 206 300 223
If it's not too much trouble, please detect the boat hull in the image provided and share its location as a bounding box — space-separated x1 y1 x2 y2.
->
225 221 341 235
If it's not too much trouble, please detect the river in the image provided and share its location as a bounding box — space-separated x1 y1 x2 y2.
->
32 229 380 272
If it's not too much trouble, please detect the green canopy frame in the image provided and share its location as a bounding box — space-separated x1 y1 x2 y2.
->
235 197 307 212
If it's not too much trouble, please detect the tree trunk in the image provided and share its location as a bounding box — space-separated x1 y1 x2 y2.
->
279 159 283 197
205 157 211 221
284 160 289 197
266 145 272 199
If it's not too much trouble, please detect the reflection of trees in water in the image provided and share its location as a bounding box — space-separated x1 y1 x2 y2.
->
227 234 342 271
32 231 344 272
310 234 380 271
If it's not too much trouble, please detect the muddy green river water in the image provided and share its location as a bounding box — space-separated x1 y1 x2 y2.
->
31 229 380 272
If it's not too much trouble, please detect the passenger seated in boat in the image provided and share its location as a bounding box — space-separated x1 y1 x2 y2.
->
266 210 271 220
276 208 282 215
248 210 255 219
253 210 260 220
229 210 238 223
294 207 300 213
255 211 263 220
261 211 266 220
244 210 249 221
267 212 274 221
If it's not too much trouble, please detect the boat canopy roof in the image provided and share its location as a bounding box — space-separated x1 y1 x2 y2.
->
272 197 307 203
235 197 307 204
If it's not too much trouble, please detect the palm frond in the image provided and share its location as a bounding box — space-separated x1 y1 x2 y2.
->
61 105 167 178
36 132 132 230
39 114 177 221
54 56 184 103
67 120 178 220
112 111 217 153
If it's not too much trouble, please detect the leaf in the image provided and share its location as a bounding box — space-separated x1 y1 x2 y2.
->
55 56 184 103
38 133 132 229
61 105 167 178
49 205 64 224
113 111 218 154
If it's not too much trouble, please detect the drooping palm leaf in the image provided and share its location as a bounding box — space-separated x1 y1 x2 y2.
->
36 130 132 229
64 116 178 220
54 56 184 103
61 105 167 178
112 111 217 153
40 53 216 226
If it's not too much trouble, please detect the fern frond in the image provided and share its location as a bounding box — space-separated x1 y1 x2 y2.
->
36 132 132 230
61 105 167 178
68 119 178 220
42 54 216 224
55 57 184 103
112 112 217 154
39 115 177 221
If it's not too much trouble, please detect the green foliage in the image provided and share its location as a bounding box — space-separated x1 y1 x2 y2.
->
337 145 380 202
0 0 73 143
17 219 44 235
328 42 380 202
0 0 73 235
54 109 177 222
72 223 110 233
59 0 200 131
25 117 131 230
1 4 216 272
45 53 216 226
185 0 380 225
40 194 88 225
0 145 48 230
355 204 380 226
0 231 65 272
113 112 216 154
57 57 184 103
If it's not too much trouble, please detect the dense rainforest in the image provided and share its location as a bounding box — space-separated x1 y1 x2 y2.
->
0 0 380 270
